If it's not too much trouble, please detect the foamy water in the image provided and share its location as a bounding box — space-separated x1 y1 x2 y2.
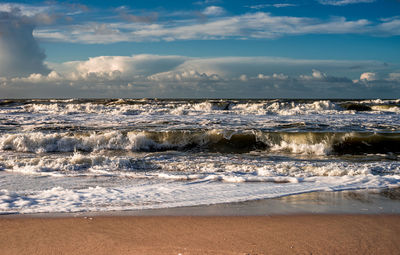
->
0 99 399 214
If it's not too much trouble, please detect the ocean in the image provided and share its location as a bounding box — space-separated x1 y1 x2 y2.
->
0 98 399 214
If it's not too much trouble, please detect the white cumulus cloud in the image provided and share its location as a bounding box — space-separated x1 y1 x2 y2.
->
300 69 328 80
360 72 377 81
203 6 225 16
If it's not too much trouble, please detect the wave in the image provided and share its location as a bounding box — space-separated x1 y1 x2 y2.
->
2 99 399 116
341 103 400 113
261 132 400 155
1 171 400 214
1 130 399 155
0 130 267 153
1 150 399 178
0 152 159 177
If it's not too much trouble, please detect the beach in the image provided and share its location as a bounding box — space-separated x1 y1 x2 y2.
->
1 190 400 254
1 214 400 254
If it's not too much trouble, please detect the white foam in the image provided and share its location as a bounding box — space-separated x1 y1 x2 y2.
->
1 99 400 214
0 131 123 153
269 141 329 155
19 100 347 116
1 100 399 134
1 173 399 214
371 105 400 113
0 129 251 153
231 100 342 115
1 148 400 214
4 99 399 119
2 151 398 179
0 131 174 153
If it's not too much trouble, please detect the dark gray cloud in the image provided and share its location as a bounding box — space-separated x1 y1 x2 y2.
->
0 10 50 77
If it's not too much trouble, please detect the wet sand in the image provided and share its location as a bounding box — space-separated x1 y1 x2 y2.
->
1 215 400 254
1 190 400 254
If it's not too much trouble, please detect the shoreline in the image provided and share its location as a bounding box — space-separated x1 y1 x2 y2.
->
1 189 400 254
2 188 400 218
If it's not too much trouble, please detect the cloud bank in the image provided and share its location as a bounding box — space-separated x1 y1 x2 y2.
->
1 55 398 98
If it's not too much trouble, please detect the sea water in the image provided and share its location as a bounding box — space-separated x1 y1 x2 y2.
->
0 98 399 214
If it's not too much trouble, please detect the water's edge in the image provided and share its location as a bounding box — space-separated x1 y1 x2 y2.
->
2 188 399 218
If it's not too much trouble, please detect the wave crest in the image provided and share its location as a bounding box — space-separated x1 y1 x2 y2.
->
1 130 399 155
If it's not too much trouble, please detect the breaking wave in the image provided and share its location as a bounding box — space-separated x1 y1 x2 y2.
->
1 99 399 116
1 130 399 155
1 151 399 179
1 98 400 214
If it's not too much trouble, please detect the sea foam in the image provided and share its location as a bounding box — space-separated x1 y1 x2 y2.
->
1 98 399 214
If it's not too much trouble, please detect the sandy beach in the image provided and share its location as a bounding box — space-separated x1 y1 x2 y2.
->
1 214 399 255
1 190 400 254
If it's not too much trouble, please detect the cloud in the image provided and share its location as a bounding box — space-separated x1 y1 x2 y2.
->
148 70 221 83
258 73 289 80
247 4 297 9
74 54 187 78
1 2 398 45
0 11 50 77
376 17 400 36
0 2 89 17
0 2 95 77
202 6 225 16
194 0 222 5
32 11 400 44
120 13 158 23
388 73 400 81
116 6 158 24
360 72 377 81
0 3 50 17
1 54 399 98
300 69 327 80
66 3 89 14
318 0 376 5
0 3 67 25
298 69 354 84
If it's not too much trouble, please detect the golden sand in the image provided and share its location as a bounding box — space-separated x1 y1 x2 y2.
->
1 215 399 254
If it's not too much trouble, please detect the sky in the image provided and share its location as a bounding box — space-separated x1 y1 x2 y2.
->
0 0 399 98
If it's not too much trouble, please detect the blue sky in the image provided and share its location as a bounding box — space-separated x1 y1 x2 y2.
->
0 0 399 98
